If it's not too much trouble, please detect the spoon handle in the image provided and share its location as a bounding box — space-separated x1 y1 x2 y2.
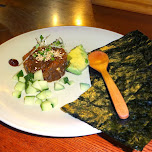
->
100 69 129 119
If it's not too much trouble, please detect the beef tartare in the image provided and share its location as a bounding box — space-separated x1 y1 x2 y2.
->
23 45 67 82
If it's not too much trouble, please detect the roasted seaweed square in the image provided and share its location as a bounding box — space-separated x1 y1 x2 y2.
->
61 30 152 151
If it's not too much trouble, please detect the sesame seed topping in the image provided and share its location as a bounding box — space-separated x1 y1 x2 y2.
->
33 47 65 62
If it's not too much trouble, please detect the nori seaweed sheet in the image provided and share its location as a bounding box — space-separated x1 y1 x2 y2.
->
61 30 152 151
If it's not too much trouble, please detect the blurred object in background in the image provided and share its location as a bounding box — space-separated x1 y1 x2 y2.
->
92 0 152 15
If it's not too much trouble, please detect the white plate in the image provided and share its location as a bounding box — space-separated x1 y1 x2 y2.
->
0 26 122 137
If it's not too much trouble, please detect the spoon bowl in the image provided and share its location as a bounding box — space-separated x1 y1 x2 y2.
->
89 50 109 71
88 51 129 119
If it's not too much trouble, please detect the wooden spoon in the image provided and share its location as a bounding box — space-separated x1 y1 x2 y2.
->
88 51 129 119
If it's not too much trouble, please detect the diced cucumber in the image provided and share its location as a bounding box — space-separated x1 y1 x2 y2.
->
68 80 75 85
35 98 42 104
12 90 21 98
59 77 65 84
54 82 65 91
32 80 49 91
13 74 18 81
59 77 75 85
14 81 25 91
80 83 90 91
40 101 52 111
32 81 41 91
24 96 35 105
38 81 49 90
36 90 52 100
47 97 58 108
59 77 69 84
45 90 52 98
19 77 25 83
25 82 38 94
34 70 44 81
13 70 24 81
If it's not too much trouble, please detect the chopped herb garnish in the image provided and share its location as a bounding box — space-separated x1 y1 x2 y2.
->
63 77 69 84
51 57 55 61
51 38 64 48
17 70 24 78
85 59 89 64
24 73 34 85
33 53 37 58
46 48 50 52
48 45 52 49
24 73 34 90
38 50 44 56
40 35 44 42
35 43 39 49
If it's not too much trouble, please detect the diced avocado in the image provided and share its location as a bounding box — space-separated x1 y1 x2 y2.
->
66 65 82 75
66 45 89 75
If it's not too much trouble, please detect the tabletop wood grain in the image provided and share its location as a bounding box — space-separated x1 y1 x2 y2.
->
0 0 152 152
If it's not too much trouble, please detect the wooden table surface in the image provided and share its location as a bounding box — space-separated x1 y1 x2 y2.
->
0 0 152 152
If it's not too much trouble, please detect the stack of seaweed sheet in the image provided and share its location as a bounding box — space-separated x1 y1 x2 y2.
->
61 30 152 151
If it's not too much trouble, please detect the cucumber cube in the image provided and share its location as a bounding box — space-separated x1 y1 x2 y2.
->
14 81 25 91
24 96 35 105
12 90 21 98
19 77 25 83
68 80 75 85
32 80 49 91
36 90 52 100
59 77 69 84
34 70 44 81
12 74 18 81
47 97 58 108
40 101 52 111
32 80 41 91
25 84 38 94
45 90 52 98
13 70 24 81
38 81 49 90
35 98 42 104
80 83 90 91
54 82 65 91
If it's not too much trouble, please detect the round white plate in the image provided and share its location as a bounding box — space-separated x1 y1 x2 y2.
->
0 26 122 137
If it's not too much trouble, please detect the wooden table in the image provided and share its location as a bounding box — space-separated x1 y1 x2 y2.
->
0 0 151 152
